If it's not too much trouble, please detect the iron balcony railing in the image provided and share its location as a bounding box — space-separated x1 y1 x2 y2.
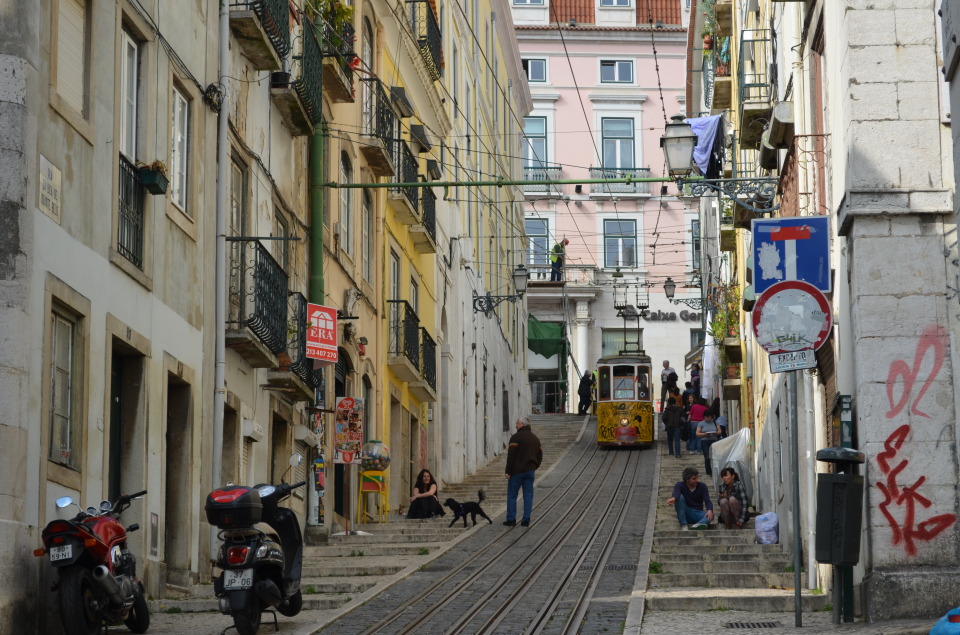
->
701 54 715 112
361 78 396 151
285 292 320 389
387 300 420 369
391 139 419 212
589 167 652 194
738 29 773 110
321 18 356 93
118 154 145 269
408 0 442 81
295 21 324 124
420 186 437 244
227 238 289 354
523 165 563 193
232 0 290 59
419 327 437 391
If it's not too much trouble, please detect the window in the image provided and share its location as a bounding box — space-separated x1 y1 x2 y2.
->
600 0 631 5
339 153 353 256
601 118 635 168
49 311 80 469
690 329 705 350
119 30 139 159
525 218 549 265
362 191 373 283
523 117 547 167
56 0 89 116
522 59 546 83
601 329 644 357
390 250 400 299
452 44 459 118
513 0 544 4
691 219 701 270
410 279 419 316
600 60 633 83
171 87 190 211
273 213 289 272
604 219 636 267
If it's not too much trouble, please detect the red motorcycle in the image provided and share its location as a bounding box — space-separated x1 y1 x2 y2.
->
34 490 150 635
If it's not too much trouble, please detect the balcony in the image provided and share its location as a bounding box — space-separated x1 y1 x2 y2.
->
321 19 356 103
409 328 437 402
226 238 289 367
589 167 651 196
523 165 563 196
359 79 396 176
408 0 442 81
271 22 322 136
118 154 145 270
715 0 732 35
229 0 290 71
266 292 319 402
387 300 421 383
713 41 732 111
388 140 419 224
410 186 437 253
738 29 774 149
723 336 743 364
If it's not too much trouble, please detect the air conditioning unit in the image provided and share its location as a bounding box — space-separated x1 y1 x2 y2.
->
768 101 795 148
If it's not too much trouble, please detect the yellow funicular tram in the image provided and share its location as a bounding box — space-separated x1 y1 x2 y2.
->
595 353 655 447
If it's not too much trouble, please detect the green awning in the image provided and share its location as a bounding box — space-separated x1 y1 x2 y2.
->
528 315 565 359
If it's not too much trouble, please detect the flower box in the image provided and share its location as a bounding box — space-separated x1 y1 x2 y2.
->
138 167 168 195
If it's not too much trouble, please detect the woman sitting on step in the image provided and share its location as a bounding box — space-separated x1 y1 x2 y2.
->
718 467 750 529
406 469 446 520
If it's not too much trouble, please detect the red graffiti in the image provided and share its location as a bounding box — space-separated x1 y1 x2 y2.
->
885 325 947 418
875 424 956 556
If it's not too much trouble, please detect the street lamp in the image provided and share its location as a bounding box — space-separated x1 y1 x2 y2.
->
661 114 780 214
473 265 530 314
663 276 704 311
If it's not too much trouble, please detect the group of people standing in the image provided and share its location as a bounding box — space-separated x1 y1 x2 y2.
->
659 360 726 478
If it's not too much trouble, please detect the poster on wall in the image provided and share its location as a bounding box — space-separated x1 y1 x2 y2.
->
334 397 363 464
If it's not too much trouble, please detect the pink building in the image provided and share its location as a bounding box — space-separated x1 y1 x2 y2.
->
513 0 705 413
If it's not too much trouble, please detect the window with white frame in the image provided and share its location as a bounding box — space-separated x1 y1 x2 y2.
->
604 219 637 267
119 30 139 160
691 218 701 270
362 191 373 283
522 59 546 83
514 0 544 4
410 279 419 316
390 250 401 300
602 328 643 356
600 59 633 83
49 309 81 469
523 117 547 167
600 0 631 5
601 118 635 169
171 87 190 211
339 152 353 256
525 218 550 265
56 0 90 116
273 212 289 273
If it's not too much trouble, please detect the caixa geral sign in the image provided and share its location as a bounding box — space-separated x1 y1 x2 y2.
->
306 303 338 363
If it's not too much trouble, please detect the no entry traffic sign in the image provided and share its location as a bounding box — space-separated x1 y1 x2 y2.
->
752 280 832 355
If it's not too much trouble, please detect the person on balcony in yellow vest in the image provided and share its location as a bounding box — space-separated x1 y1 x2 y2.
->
550 238 569 281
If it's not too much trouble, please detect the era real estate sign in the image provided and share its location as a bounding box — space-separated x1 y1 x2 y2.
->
306 303 338 363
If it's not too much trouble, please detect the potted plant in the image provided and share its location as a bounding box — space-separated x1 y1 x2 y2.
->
700 0 717 51
136 160 168 195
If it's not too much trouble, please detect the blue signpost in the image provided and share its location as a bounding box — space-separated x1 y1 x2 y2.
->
752 216 831 294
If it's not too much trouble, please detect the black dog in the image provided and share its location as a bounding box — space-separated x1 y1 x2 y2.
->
444 490 492 528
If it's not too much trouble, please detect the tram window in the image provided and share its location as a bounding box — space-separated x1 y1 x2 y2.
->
613 365 635 400
598 366 611 400
637 367 650 399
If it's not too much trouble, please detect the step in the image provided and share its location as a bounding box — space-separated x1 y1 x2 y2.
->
302 561 409 577
147 592 348 614
300 576 387 594
654 529 759 543
648 572 798 589
327 530 462 545
650 559 792 574
643 587 831 612
651 542 786 556
306 543 443 558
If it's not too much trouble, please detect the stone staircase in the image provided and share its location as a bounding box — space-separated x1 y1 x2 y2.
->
148 414 585 615
645 442 830 612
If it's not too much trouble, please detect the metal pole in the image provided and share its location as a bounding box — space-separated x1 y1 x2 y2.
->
788 370 802 627
211 0 229 557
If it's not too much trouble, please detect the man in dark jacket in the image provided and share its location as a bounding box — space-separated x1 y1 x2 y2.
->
504 416 543 527
577 372 595 415
662 396 684 458
666 467 714 530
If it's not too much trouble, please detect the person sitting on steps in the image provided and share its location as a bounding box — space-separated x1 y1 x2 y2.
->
666 466 714 530
718 467 750 529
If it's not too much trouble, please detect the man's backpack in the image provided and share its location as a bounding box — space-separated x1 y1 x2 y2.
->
667 371 679 387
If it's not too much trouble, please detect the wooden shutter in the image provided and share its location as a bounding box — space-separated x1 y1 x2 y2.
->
57 0 87 114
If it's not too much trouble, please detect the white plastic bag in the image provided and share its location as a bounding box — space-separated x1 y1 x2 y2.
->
755 512 779 544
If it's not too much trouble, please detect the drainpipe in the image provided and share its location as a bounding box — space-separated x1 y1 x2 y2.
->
307 122 326 526
212 0 229 555
806 373 821 590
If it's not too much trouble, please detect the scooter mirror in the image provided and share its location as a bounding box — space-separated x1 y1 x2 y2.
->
99 500 112 512
55 496 74 509
289 453 303 467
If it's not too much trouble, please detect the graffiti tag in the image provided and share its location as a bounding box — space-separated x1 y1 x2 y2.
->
885 325 947 419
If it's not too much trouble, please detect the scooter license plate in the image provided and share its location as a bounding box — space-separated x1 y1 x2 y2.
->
223 569 253 590
49 545 72 562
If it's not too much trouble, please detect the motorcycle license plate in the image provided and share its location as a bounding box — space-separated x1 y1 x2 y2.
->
49 545 72 562
223 569 253 590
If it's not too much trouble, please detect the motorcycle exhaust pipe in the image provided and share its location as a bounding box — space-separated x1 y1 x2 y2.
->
93 565 129 607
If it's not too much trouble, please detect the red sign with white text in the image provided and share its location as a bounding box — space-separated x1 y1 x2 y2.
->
306 303 338 363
